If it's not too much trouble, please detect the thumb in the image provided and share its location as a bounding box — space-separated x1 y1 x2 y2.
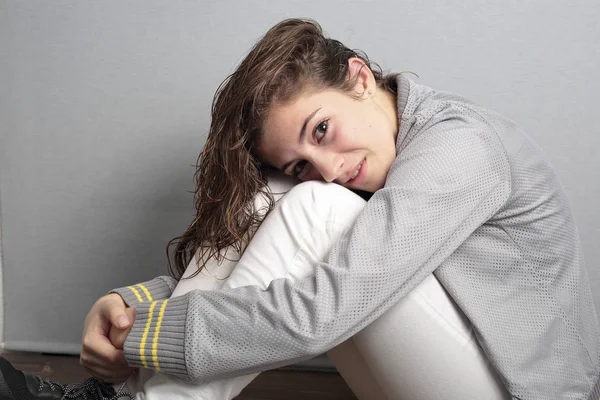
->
103 299 130 329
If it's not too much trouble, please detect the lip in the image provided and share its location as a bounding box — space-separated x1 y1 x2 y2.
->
347 158 366 185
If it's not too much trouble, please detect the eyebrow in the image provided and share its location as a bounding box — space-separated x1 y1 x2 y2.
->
280 107 321 172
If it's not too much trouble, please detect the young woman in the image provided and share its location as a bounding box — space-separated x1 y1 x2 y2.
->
1 18 598 400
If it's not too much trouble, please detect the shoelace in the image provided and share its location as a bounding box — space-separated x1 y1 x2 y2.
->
33 376 134 400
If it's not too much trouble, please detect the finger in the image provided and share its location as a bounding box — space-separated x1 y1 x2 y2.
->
81 348 129 370
82 333 129 367
83 362 131 379
83 365 133 384
97 368 133 384
81 349 132 380
100 297 130 329
84 307 111 337
108 325 130 349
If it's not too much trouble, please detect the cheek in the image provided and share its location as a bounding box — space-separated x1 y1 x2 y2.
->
349 107 379 139
334 118 359 146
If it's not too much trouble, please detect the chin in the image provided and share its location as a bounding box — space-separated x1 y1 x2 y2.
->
368 180 385 193
354 182 376 194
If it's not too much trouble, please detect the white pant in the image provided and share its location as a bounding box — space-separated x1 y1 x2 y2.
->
125 174 509 400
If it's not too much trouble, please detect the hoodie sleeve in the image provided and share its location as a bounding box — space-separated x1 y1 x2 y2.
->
110 276 177 307
122 106 511 383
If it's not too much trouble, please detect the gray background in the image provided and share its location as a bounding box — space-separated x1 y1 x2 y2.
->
1 0 599 356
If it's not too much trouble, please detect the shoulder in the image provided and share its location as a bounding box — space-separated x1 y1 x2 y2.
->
388 98 512 192
398 79 501 146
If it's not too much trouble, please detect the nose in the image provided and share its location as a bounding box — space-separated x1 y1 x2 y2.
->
311 152 343 183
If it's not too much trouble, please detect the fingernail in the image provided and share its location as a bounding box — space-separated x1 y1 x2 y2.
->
117 316 129 328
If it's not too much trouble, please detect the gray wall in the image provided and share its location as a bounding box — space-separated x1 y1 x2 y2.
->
1 0 599 354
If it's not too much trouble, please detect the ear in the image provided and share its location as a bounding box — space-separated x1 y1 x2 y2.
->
347 57 375 99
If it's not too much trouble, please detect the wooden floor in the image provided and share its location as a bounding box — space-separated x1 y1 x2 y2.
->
1 352 358 399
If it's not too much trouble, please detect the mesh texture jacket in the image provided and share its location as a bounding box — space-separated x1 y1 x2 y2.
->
112 74 600 399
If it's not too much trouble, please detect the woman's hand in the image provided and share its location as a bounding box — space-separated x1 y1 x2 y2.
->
80 293 136 383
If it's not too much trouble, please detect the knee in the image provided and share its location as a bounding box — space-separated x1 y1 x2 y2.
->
280 181 366 223
285 181 363 206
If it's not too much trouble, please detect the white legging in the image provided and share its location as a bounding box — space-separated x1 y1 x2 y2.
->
125 174 509 400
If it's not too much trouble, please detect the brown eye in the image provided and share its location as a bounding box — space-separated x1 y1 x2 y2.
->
293 160 307 177
314 120 328 141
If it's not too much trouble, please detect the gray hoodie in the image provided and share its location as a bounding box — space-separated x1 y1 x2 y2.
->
114 74 600 399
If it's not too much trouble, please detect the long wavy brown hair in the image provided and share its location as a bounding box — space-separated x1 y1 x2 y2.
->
166 18 398 279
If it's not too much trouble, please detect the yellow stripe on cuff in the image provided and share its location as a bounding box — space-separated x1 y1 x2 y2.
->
152 300 169 371
127 286 144 303
140 301 157 369
136 283 153 302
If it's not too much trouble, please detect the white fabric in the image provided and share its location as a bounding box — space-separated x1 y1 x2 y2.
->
126 173 509 399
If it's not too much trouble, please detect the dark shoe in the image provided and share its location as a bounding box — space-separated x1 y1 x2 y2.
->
0 357 133 400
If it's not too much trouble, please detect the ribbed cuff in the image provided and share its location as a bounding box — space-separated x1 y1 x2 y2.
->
110 277 175 307
123 295 190 379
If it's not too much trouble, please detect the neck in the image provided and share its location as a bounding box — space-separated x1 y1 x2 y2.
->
375 87 400 140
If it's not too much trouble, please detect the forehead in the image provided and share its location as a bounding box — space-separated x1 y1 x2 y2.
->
267 89 334 130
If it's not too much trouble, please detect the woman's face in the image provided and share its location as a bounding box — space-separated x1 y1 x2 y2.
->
259 84 399 193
